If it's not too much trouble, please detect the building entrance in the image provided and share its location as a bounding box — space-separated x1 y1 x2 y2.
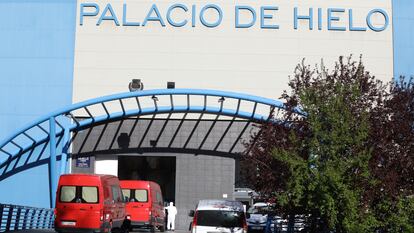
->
118 156 176 203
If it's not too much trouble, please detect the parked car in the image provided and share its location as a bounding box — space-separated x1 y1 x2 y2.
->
246 203 305 233
189 199 247 233
54 174 130 233
246 202 272 233
120 180 165 232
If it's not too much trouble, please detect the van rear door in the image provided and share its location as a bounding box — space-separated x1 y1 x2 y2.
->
122 188 150 221
57 185 101 229
193 210 245 233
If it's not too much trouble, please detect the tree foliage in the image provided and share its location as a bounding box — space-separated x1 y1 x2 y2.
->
242 56 414 232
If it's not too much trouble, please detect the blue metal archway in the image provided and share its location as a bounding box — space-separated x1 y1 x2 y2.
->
0 89 304 206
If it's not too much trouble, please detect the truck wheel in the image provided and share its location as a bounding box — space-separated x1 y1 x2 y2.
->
159 223 166 232
121 219 131 233
111 227 128 233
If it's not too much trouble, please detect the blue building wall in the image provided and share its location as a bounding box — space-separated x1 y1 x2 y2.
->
0 0 77 141
393 0 414 79
0 0 77 207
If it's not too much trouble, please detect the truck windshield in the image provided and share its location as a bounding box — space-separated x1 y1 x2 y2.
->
60 186 98 204
121 189 148 202
196 210 245 227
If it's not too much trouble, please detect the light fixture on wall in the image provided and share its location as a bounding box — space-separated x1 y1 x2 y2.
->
167 82 175 89
128 79 144 92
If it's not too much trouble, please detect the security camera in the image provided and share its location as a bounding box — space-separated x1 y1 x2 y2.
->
129 79 144 92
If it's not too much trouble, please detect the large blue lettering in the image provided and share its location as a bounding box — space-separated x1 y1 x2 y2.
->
97 3 120 26
235 6 256 28
80 3 99 26
317 8 322 30
327 8 346 31
122 4 140 26
260 6 279 29
200 4 223 28
167 4 188 27
78 3 390 32
143 4 166 27
366 9 389 32
294 7 313 30
192 5 196 27
348 9 366 31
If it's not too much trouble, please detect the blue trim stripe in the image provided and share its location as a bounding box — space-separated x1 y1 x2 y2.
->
392 0 414 79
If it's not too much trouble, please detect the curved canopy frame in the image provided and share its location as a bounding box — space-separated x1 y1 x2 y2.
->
0 89 304 182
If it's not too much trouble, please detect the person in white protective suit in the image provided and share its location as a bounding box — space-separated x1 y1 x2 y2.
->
165 202 177 231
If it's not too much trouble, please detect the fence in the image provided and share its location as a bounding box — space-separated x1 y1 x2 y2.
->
0 203 54 232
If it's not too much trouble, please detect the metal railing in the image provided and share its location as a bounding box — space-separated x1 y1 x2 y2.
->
0 203 54 232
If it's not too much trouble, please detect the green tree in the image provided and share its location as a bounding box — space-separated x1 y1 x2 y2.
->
243 56 414 232
277 57 380 232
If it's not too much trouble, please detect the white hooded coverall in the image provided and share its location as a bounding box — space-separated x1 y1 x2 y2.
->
165 202 177 230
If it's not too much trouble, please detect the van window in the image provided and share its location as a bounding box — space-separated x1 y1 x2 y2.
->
196 210 245 227
122 189 131 200
135 189 148 202
111 186 122 202
59 186 98 204
61 186 76 202
121 189 148 202
156 191 162 203
82 186 98 203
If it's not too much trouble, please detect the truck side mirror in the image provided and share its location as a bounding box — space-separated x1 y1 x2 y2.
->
188 210 195 217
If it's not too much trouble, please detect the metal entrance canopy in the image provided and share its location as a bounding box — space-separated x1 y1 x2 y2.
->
0 89 304 204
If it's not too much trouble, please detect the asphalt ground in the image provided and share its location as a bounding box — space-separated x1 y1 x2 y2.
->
15 230 189 233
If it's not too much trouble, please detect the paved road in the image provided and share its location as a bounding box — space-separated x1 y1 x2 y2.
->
15 230 189 233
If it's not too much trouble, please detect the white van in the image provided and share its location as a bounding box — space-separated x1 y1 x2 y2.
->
189 200 247 233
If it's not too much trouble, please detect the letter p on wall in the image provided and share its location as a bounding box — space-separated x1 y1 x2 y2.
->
80 3 100 25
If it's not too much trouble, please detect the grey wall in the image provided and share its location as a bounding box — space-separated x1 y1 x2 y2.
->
175 154 235 230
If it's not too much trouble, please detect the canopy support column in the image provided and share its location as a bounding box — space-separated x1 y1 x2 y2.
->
60 127 70 176
49 117 57 208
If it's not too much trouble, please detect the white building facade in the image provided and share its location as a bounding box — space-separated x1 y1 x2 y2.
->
0 0 413 230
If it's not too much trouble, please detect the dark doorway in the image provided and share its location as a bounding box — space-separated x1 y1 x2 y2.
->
118 156 176 203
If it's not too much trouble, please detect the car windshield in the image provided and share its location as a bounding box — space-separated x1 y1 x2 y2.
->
196 210 245 228
247 205 270 215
